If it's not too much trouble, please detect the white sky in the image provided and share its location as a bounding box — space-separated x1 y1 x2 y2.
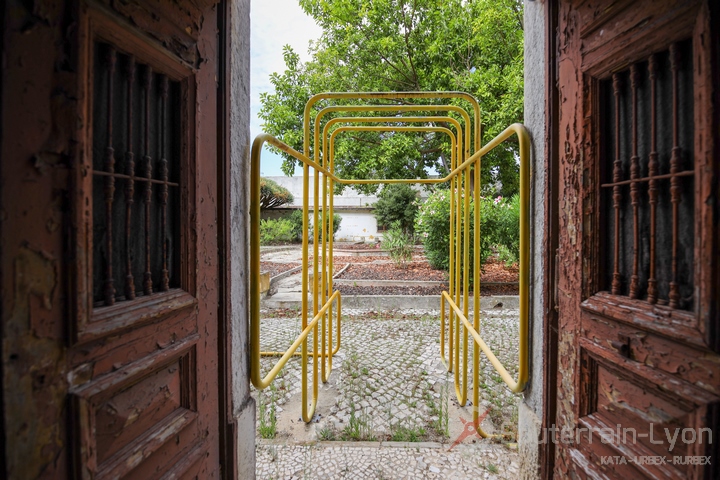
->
251 0 322 176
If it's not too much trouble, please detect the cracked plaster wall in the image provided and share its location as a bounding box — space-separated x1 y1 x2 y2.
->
519 1 546 479
229 0 256 477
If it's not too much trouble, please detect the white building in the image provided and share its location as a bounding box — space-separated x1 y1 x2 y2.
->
262 175 430 242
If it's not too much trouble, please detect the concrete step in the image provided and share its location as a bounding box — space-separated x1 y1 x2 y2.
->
261 293 520 311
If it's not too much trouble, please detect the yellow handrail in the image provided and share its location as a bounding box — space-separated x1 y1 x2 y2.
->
439 123 530 438
251 92 529 435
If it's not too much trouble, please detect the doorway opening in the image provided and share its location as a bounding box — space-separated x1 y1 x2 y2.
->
249 92 531 475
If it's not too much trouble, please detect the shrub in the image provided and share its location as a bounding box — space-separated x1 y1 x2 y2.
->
259 218 295 245
381 221 414 268
482 195 520 265
311 211 342 242
287 209 342 242
288 209 304 240
373 184 419 233
415 189 464 271
415 191 520 278
259 177 294 209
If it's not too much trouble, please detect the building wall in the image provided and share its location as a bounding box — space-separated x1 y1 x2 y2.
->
229 0 255 476
264 176 430 241
264 176 382 207
519 1 546 479
262 207 380 242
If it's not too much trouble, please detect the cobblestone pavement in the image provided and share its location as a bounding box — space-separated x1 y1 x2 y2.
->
256 440 519 479
253 307 522 479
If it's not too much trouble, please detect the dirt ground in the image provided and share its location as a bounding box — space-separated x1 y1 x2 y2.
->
264 245 519 296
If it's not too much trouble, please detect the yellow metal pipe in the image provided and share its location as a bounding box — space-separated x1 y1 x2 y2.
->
252 104 530 428
462 165 471 405
255 121 521 186
321 117 463 187
473 143 482 423
251 132 343 394
320 117 464 382
442 292 524 392
313 105 473 171
303 92 481 161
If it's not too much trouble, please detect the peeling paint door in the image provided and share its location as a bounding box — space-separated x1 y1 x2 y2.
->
1 0 224 478
552 1 719 478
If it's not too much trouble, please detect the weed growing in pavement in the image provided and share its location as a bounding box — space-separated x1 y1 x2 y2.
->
390 423 427 442
341 402 376 441
426 380 449 439
258 386 278 439
317 423 337 441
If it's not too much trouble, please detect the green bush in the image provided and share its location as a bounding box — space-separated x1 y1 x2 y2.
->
259 218 296 245
373 184 420 233
287 209 342 242
311 211 342 242
482 194 520 265
382 221 414 268
288 209 304 240
415 189 476 275
415 191 520 277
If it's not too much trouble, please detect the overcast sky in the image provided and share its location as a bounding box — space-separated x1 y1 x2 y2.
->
251 0 322 176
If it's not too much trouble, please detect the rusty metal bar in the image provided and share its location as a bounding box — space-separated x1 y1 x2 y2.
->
92 170 178 187
647 54 659 304
629 64 640 299
124 55 136 301
600 170 694 188
142 66 153 296
159 75 170 292
103 46 117 306
669 43 681 309
611 73 623 295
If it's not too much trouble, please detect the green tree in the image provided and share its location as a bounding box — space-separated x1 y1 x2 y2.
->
259 177 294 209
373 184 419 233
259 0 523 196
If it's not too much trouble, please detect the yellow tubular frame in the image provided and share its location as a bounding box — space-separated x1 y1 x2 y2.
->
251 91 529 434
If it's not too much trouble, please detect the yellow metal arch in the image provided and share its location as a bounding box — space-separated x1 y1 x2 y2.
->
251 92 529 435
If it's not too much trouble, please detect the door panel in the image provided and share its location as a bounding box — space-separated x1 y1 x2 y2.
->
68 3 220 478
2 0 224 477
554 1 719 478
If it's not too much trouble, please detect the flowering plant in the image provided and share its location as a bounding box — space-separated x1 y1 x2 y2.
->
415 191 520 278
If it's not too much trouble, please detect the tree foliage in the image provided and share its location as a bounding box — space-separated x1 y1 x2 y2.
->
259 0 523 196
373 184 419 233
259 177 294 209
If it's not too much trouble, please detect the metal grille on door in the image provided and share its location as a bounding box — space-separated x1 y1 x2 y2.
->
600 39 695 310
91 43 181 307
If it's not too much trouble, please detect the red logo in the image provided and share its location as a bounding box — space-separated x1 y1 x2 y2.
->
448 408 491 451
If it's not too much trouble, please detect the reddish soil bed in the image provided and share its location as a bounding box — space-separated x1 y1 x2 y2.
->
335 257 519 295
266 252 519 296
310 254 425 264
260 261 300 277
481 259 519 283
337 261 447 282
336 284 446 296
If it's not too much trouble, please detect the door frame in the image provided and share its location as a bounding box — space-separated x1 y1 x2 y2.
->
216 0 238 477
541 0 560 477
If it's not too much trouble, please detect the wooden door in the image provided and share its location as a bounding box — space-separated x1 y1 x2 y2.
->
553 1 719 478
2 1 223 478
